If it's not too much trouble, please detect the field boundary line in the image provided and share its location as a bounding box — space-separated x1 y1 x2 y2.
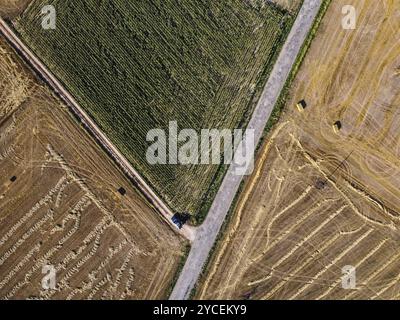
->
0 17 194 241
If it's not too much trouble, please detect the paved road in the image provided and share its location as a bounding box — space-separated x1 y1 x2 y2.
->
0 18 196 242
170 0 323 300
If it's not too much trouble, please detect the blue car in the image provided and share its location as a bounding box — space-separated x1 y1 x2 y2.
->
171 213 189 229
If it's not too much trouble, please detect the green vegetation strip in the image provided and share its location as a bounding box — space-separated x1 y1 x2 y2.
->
16 0 293 219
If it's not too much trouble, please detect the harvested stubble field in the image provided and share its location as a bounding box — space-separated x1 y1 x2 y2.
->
0 37 185 299
197 0 400 299
14 0 295 219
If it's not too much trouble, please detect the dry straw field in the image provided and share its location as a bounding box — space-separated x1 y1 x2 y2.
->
0 37 185 299
198 0 400 300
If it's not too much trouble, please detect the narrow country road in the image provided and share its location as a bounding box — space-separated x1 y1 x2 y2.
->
0 17 196 242
170 0 324 300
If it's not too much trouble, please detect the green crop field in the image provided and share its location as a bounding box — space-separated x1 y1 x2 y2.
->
15 0 295 222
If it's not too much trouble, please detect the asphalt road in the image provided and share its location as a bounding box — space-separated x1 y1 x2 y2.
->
0 18 196 242
170 0 324 300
